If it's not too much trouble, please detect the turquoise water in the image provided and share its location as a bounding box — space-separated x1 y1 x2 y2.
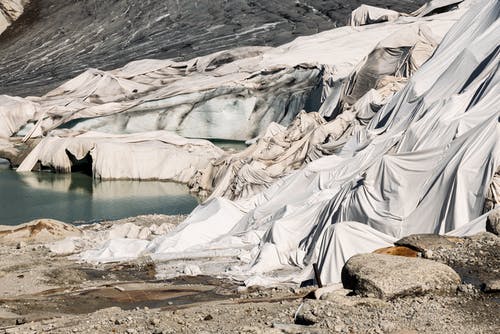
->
0 165 199 226
0 140 247 226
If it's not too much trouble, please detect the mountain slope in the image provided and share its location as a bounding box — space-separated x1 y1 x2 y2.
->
0 0 426 97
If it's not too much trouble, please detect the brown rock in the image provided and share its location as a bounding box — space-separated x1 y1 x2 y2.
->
373 246 418 257
0 219 81 245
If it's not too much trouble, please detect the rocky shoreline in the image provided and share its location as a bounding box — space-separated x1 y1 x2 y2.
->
0 213 498 334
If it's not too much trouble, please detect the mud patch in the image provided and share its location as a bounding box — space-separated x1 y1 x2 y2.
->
0 279 238 327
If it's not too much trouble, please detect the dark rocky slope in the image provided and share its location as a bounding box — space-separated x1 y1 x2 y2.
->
0 0 426 97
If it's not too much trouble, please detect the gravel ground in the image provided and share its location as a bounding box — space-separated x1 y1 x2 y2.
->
0 217 498 334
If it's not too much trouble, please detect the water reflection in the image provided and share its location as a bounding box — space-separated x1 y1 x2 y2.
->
0 169 199 226
18 172 194 199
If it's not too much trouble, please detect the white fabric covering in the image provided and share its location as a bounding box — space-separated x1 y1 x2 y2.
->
0 95 39 138
78 0 500 286
0 1 467 142
349 5 402 26
412 0 464 17
17 130 223 183
189 24 441 200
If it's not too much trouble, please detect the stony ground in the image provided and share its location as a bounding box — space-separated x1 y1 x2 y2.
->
0 216 498 334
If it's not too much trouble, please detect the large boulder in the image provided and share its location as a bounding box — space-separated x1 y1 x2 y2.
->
342 253 460 299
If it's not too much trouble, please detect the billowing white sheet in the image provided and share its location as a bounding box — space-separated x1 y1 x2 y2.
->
17 130 224 183
77 0 499 286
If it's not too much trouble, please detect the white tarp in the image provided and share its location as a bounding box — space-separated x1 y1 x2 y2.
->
78 0 500 286
412 0 464 17
349 1 465 27
0 95 39 138
8 0 464 184
349 5 402 26
17 130 224 183
189 24 441 200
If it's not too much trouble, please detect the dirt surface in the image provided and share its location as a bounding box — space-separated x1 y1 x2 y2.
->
0 216 498 334
0 0 427 97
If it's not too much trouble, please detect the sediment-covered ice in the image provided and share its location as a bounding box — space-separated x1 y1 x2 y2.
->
75 0 500 287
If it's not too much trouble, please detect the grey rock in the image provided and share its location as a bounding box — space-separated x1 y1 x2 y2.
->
273 323 329 334
395 234 460 253
334 324 346 332
294 301 319 326
481 279 500 292
312 283 346 299
342 253 461 299
457 283 476 294
485 209 500 236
